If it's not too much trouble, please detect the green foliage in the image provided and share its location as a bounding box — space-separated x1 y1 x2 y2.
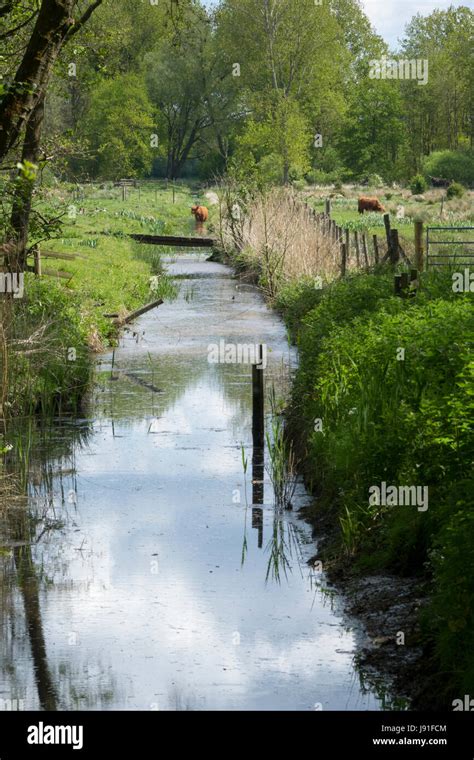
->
79 74 155 179
446 181 465 199
410 174 428 194
423 149 474 187
280 268 474 699
9 277 90 415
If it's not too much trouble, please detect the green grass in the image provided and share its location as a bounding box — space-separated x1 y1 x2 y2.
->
308 190 474 249
6 181 212 416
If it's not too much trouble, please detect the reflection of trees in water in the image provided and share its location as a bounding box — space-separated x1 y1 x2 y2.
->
0 417 120 710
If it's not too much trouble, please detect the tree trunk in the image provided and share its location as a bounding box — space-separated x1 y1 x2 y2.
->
9 96 45 272
0 0 75 162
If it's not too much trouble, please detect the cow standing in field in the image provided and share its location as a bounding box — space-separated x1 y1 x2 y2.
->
358 196 386 214
429 176 451 188
191 205 209 223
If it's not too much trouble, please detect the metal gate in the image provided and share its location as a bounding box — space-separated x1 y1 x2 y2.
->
426 226 474 268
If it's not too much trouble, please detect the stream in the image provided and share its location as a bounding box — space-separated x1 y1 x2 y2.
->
0 253 384 711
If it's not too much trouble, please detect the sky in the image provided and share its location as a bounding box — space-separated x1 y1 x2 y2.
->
360 0 472 47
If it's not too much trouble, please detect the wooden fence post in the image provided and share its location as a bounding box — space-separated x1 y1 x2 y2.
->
33 246 41 277
341 243 347 278
414 220 424 271
373 234 379 264
345 228 350 262
362 233 369 269
354 231 360 267
383 213 391 253
390 229 400 265
325 198 331 216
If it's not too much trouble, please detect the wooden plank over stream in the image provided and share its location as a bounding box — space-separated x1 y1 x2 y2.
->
129 233 217 248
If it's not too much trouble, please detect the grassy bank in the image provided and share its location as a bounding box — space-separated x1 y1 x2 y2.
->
3 181 208 419
275 268 473 706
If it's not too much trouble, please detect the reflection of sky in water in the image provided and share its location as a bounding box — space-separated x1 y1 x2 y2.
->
0 256 382 710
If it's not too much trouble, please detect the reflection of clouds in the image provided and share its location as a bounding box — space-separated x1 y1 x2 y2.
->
5 261 381 711
37 494 377 710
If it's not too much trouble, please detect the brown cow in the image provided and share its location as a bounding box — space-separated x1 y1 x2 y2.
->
358 196 386 214
191 205 209 223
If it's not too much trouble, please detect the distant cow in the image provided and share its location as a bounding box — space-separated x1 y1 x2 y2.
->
191 205 209 223
429 175 451 188
358 196 386 214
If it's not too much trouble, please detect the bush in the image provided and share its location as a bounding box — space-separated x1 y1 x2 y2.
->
368 173 384 187
446 181 465 199
410 174 428 194
423 148 474 187
280 268 474 703
305 168 342 186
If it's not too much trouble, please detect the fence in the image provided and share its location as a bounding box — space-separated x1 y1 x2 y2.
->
426 226 474 269
302 197 420 277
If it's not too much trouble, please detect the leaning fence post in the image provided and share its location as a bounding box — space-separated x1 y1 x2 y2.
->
414 220 424 271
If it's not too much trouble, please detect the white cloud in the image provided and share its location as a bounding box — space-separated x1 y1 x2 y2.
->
361 0 464 47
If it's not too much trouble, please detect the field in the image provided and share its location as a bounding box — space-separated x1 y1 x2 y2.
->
305 184 474 254
31 180 216 344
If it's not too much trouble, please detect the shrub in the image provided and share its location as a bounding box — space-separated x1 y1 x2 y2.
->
446 181 465 199
423 148 474 187
410 174 428 194
281 268 474 702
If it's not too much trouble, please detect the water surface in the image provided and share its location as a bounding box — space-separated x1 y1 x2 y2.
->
0 254 382 711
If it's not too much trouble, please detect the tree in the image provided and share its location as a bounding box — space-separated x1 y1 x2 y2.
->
80 74 155 179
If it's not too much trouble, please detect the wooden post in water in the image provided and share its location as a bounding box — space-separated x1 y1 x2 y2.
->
252 344 265 449
414 220 424 271
373 234 379 264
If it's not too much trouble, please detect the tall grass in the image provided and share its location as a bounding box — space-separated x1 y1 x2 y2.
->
219 186 341 297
